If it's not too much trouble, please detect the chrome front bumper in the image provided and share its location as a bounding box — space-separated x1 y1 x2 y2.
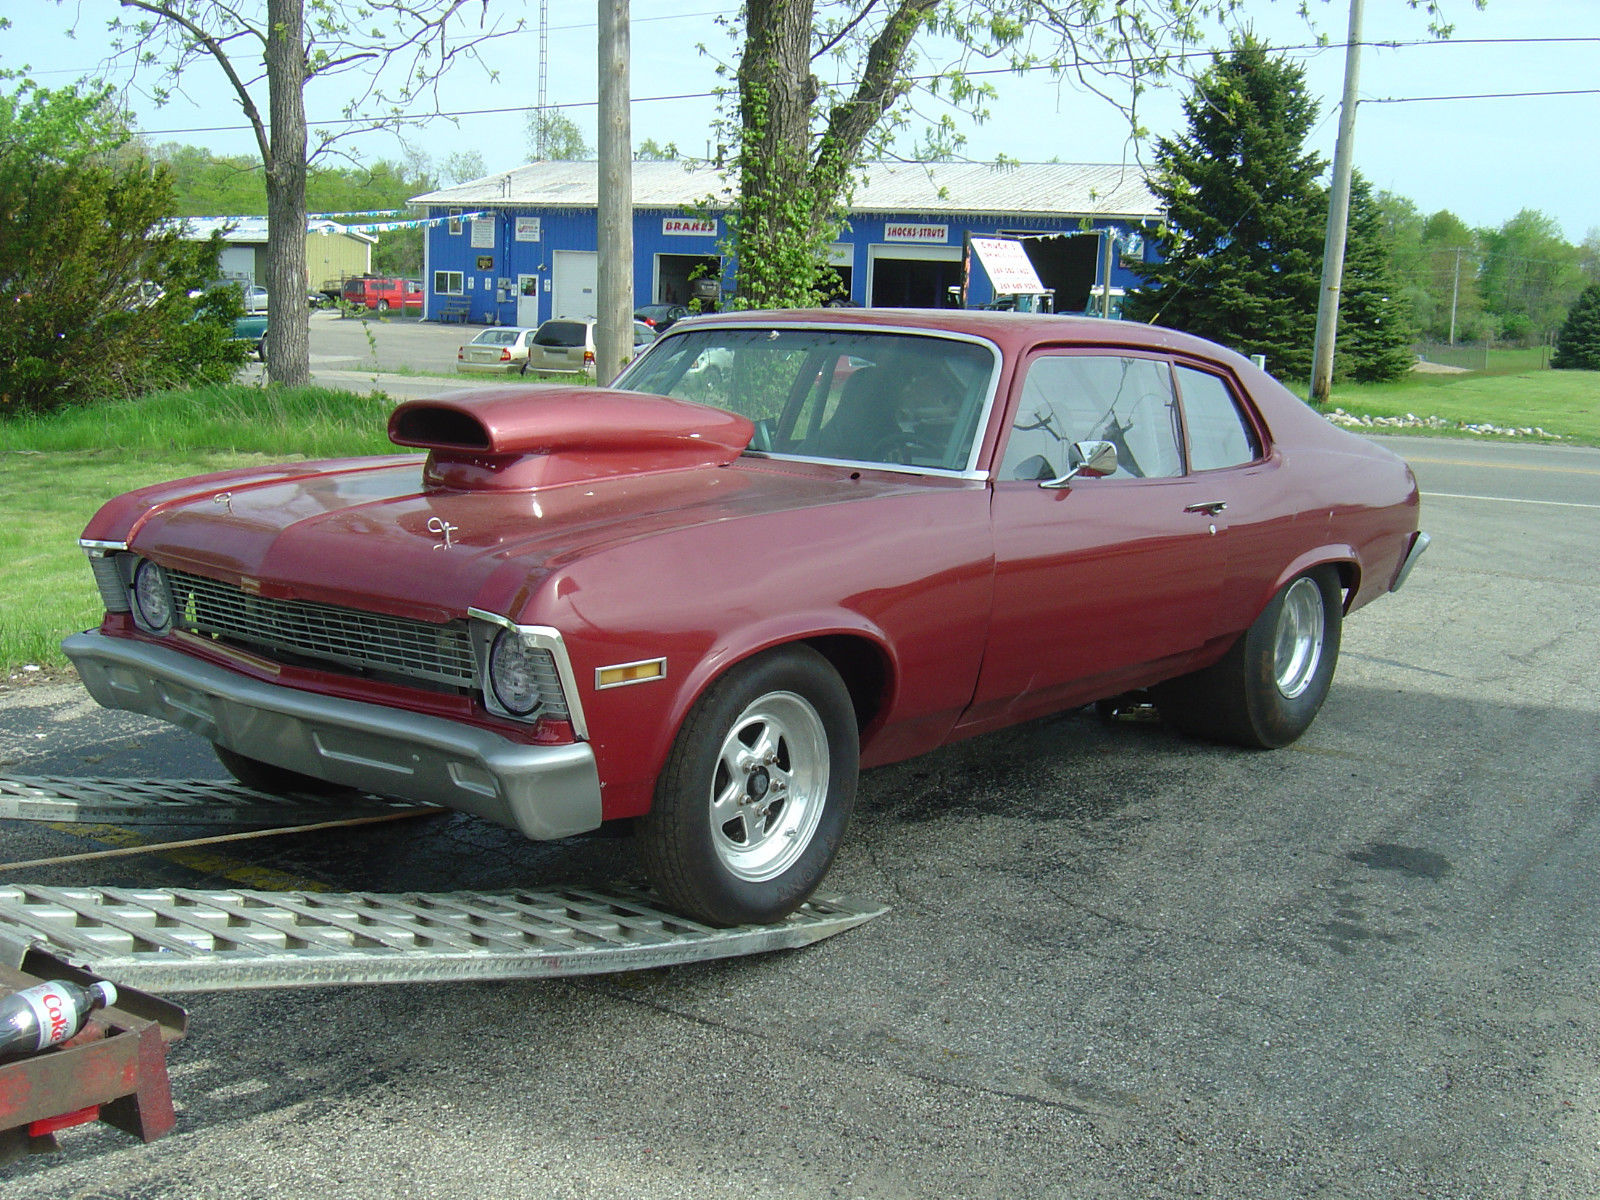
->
1390 529 1431 592
62 631 603 840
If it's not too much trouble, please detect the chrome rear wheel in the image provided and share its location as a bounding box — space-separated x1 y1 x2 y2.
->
1273 576 1327 699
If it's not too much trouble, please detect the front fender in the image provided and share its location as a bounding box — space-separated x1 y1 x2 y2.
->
576 610 899 822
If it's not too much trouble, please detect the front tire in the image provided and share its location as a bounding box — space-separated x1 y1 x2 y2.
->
1153 567 1343 748
637 646 859 926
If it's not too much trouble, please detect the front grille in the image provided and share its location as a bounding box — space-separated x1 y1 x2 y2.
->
89 554 131 613
168 569 477 690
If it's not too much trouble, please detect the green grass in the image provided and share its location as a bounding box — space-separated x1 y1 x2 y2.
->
2 384 397 673
1307 367 1600 446
1481 347 1553 375
0 383 395 458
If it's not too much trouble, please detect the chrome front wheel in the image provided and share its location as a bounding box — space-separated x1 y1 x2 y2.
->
709 691 830 882
639 646 859 926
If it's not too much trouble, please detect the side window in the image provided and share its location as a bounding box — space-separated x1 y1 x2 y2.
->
1176 366 1260 471
999 355 1183 481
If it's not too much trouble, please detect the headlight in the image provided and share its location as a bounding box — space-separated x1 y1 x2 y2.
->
489 628 548 716
130 559 175 635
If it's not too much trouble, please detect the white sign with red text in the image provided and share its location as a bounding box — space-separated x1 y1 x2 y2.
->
663 217 718 236
884 223 949 243
969 237 1046 296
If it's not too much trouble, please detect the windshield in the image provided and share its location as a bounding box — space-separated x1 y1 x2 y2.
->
617 326 996 472
470 329 523 346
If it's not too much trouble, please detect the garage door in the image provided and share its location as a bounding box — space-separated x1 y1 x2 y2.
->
219 246 256 282
866 244 963 308
553 250 598 322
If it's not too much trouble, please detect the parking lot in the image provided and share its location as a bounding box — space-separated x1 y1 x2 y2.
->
2 412 1598 1194
294 309 495 394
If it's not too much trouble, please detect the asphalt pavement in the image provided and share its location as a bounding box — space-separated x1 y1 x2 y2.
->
275 310 541 399
1 412 1597 1196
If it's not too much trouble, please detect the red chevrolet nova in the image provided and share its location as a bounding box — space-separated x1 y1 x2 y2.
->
65 310 1427 925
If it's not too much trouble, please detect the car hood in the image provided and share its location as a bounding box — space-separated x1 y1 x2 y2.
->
83 387 925 624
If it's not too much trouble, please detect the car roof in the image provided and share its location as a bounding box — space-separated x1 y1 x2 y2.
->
678 308 1257 373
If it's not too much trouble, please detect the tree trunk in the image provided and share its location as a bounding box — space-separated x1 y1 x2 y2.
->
735 0 820 307
264 0 311 386
734 1 937 308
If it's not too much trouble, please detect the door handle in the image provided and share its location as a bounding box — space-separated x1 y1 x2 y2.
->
1184 501 1227 515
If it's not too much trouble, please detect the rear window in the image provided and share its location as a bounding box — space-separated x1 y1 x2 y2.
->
535 321 588 347
470 330 521 346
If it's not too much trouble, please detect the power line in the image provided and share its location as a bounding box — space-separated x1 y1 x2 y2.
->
49 31 1600 140
1366 89 1600 104
136 90 713 139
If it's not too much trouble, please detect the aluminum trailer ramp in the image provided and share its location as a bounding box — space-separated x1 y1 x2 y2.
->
0 885 886 992
0 775 432 825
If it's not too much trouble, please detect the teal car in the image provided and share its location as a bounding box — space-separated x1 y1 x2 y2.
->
231 313 268 362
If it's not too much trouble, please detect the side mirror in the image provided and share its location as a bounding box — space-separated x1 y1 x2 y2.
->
1040 440 1118 490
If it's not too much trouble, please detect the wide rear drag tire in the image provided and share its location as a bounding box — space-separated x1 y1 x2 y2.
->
1153 567 1343 749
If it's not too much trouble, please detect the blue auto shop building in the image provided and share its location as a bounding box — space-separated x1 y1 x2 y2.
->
410 160 1162 327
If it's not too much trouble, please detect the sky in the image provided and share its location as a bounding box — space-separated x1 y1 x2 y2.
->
1 1 1595 242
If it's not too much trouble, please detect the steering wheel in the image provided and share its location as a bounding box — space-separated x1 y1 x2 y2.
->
867 429 941 466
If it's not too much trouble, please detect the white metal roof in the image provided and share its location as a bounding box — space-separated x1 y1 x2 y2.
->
173 216 378 245
411 160 1160 221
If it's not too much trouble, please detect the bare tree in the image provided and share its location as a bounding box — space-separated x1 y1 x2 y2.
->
83 0 522 384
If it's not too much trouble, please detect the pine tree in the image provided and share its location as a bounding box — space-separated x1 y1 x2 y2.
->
1335 176 1416 382
1125 36 1326 379
1551 284 1600 370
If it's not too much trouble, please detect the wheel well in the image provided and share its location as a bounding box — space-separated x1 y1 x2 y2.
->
1329 560 1359 612
802 635 890 734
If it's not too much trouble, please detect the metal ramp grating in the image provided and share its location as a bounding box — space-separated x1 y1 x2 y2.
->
0 776 433 826
0 884 887 991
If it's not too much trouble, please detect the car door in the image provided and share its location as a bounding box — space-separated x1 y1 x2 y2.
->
962 350 1234 729
1169 361 1277 636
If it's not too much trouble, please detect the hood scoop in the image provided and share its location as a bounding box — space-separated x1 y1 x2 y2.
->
389 386 755 492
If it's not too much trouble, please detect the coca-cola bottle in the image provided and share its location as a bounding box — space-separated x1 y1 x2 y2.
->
0 979 119 1063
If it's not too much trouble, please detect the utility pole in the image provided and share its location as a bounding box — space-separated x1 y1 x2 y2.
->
1098 230 1116 317
1448 247 1462 346
596 0 633 385
1309 0 1364 405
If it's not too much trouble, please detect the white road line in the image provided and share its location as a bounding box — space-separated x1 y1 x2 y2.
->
1422 491 1600 510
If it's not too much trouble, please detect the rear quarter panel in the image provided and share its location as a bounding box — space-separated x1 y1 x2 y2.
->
1235 365 1421 614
